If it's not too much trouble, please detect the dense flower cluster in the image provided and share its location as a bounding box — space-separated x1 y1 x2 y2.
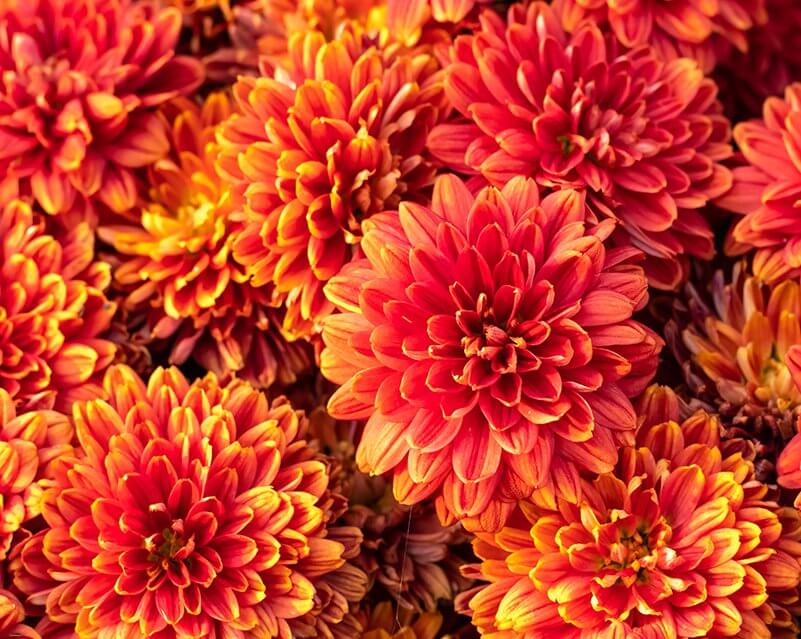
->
2 0 801 637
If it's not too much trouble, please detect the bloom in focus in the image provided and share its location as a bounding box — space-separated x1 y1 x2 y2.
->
15 365 356 638
553 0 767 72
0 389 71 561
0 0 204 220
429 2 733 290
99 94 310 389
0 197 116 409
671 262 801 483
719 83 801 284
321 174 661 530
462 385 801 639
218 24 446 336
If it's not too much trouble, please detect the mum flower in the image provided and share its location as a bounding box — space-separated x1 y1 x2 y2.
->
321 174 662 530
0 0 203 219
0 589 38 639
0 197 115 409
669 262 801 484
0 389 72 561
718 84 801 284
14 365 361 638
99 94 311 389
553 0 767 72
461 385 801 639
428 2 733 291
218 24 446 337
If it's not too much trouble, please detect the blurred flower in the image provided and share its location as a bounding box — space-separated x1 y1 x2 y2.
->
461 385 801 638
0 197 115 410
357 602 442 639
553 0 766 72
0 389 71 561
99 94 311 389
668 262 801 485
0 0 203 220
321 174 661 530
385 0 493 46
218 24 446 337
0 589 38 639
429 2 733 291
719 84 801 284
15 365 362 638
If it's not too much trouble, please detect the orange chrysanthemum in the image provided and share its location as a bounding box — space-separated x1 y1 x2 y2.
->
461 385 801 639
321 174 661 530
0 0 203 220
718 84 801 284
0 389 71 561
14 365 360 639
428 2 733 291
0 197 115 409
673 263 801 478
99 94 311 389
552 0 766 72
0 589 38 639
218 24 446 337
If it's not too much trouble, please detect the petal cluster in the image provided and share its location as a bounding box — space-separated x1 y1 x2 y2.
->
14 365 356 638
462 385 801 639
0 197 115 409
218 24 446 336
429 2 733 290
0 0 203 220
322 174 661 529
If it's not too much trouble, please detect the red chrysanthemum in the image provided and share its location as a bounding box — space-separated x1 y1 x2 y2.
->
0 389 71 562
98 93 311 389
321 174 662 530
14 365 361 638
0 0 203 220
0 589 38 639
552 0 767 72
218 24 446 337
0 196 116 409
460 385 801 639
718 83 801 284
428 2 733 291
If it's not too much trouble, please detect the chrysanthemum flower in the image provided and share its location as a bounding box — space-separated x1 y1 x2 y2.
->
461 385 801 639
718 84 801 284
218 24 446 337
99 94 311 389
428 2 733 291
0 389 71 561
321 174 662 530
0 197 116 409
669 262 801 484
0 0 203 220
552 0 766 72
14 365 362 639
0 589 38 639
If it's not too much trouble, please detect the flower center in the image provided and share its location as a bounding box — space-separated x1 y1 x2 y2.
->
145 520 195 566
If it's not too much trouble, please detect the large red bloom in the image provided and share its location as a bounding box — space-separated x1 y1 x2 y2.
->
0 196 116 410
218 24 446 337
428 2 733 291
718 84 801 284
461 385 801 639
0 0 203 220
14 365 361 638
321 174 661 530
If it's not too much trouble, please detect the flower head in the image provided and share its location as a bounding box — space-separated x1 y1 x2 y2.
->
0 197 116 409
0 0 203 220
218 24 446 337
461 385 801 639
99 94 311 389
718 84 801 284
13 365 362 638
553 0 767 72
429 2 733 291
321 174 661 530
